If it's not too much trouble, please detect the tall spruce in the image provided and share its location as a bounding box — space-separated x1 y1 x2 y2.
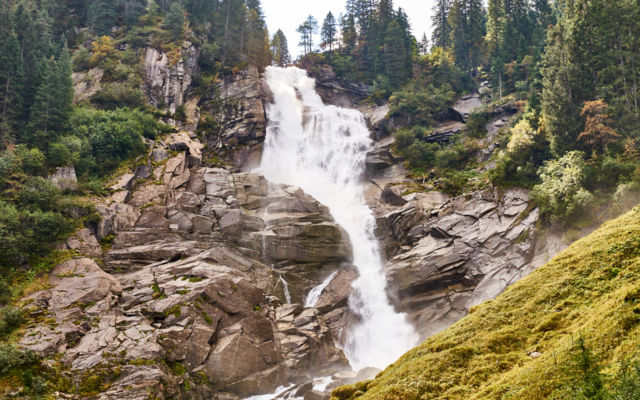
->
0 32 24 146
384 20 407 87
88 0 116 35
165 3 185 40
26 57 58 150
55 40 73 128
431 0 452 49
321 12 337 53
271 29 291 67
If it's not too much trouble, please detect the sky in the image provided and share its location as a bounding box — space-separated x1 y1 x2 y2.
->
262 0 436 58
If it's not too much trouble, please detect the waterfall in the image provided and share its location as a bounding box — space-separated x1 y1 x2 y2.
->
258 66 419 370
279 274 292 304
306 271 338 308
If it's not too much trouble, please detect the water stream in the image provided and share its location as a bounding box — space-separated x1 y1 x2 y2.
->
305 271 338 308
258 66 419 370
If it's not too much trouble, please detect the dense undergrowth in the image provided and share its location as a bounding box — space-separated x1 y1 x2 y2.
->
332 206 640 400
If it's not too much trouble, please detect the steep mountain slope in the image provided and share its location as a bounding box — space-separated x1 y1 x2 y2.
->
332 206 640 400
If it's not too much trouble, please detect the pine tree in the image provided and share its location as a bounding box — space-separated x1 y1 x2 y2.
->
419 33 430 55
55 39 73 128
0 32 24 146
466 0 486 78
165 3 185 40
88 0 116 35
487 0 508 97
305 15 319 52
431 0 451 49
271 29 291 67
122 0 147 25
296 21 311 55
321 12 337 53
449 0 470 76
26 57 58 150
384 20 406 87
541 19 583 156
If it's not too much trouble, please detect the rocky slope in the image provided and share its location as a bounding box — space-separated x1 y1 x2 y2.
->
24 130 355 399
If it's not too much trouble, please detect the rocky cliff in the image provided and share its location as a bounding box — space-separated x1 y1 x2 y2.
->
22 131 354 399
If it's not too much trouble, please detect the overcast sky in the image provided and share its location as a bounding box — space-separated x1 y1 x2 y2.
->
262 0 436 58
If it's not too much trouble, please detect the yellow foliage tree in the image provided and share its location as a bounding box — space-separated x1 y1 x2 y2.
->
90 36 115 65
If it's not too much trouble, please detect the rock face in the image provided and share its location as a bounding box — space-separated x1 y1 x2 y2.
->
144 43 199 112
312 66 370 108
209 66 272 147
20 132 352 399
376 188 539 339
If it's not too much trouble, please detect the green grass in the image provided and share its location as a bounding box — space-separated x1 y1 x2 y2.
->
333 206 640 400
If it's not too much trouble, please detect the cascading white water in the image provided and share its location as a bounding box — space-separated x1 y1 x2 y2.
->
279 274 292 304
305 271 338 308
258 66 419 370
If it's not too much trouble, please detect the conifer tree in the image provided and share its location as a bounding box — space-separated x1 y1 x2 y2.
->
296 21 311 55
88 0 116 35
305 15 319 52
431 0 452 49
165 3 185 40
0 32 24 146
419 33 430 55
321 12 337 53
271 30 291 67
26 57 59 150
384 20 406 87
55 40 73 128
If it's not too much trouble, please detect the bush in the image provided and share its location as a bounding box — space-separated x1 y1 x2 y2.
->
90 83 147 110
0 278 10 305
389 81 456 127
19 177 62 211
466 110 490 138
48 142 71 167
72 46 92 72
530 151 594 220
0 201 75 261
0 343 38 374
14 145 46 176
0 307 24 337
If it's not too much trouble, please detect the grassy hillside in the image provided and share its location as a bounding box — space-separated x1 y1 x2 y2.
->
333 207 640 400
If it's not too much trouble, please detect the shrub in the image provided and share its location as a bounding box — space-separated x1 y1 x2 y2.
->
530 151 594 220
466 110 490 138
389 81 456 127
90 83 146 110
0 344 38 374
72 47 92 72
48 142 71 167
0 201 75 261
0 278 11 305
0 307 24 337
14 145 46 176
19 177 62 211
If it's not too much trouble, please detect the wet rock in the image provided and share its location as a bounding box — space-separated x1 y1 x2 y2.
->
380 184 408 207
304 390 330 400
314 268 359 313
294 382 314 397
